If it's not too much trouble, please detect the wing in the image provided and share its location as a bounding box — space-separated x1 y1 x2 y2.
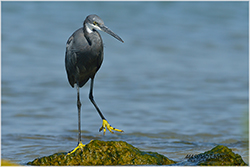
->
65 35 77 88
65 28 91 88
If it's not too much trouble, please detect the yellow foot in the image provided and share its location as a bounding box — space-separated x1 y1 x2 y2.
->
67 141 85 155
99 119 124 135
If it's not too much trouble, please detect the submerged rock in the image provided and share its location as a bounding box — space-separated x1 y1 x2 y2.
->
27 140 176 166
187 145 247 166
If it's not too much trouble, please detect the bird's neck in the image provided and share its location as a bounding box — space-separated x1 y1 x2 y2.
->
83 24 102 47
85 22 94 34
83 25 93 45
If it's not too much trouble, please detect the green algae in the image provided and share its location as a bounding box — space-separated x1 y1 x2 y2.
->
27 141 248 166
27 140 176 166
187 145 247 166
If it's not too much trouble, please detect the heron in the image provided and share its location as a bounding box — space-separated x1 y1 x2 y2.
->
65 14 124 154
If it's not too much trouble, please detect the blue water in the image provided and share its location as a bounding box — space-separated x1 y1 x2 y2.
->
1 1 249 164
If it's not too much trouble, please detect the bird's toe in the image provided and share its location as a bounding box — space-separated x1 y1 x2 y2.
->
99 119 123 135
67 141 86 155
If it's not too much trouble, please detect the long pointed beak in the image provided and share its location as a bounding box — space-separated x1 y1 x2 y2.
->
100 25 124 43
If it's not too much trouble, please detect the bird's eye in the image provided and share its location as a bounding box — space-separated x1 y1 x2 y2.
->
93 21 98 25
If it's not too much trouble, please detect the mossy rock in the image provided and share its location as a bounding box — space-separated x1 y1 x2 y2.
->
187 145 247 166
1 159 20 166
27 140 176 166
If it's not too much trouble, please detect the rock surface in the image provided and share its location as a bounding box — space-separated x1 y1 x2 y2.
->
186 145 247 166
27 140 247 166
27 140 176 165
1 159 20 166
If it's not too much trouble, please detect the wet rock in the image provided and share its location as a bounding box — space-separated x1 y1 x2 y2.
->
27 140 176 166
187 145 247 166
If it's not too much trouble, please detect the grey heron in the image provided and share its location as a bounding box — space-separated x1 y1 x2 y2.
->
65 14 124 154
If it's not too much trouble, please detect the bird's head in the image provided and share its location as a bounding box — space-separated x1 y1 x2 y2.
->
84 14 124 43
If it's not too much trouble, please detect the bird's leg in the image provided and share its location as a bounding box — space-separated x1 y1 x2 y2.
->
77 84 82 144
89 77 123 135
67 84 85 155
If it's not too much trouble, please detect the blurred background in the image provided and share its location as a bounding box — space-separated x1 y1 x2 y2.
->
1 1 248 164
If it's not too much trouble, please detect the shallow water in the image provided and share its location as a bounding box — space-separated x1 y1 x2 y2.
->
1 1 249 164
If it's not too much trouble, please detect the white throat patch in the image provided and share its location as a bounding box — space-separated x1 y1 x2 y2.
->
85 22 102 34
86 23 94 33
